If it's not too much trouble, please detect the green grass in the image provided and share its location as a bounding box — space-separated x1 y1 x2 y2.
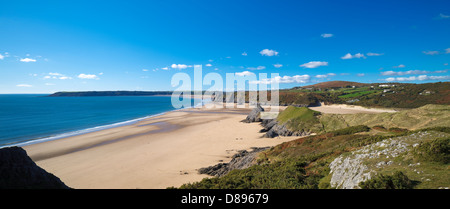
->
338 90 378 99
177 126 450 189
276 106 323 133
319 104 450 131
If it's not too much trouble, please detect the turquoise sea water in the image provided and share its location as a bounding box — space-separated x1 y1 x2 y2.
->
0 94 201 147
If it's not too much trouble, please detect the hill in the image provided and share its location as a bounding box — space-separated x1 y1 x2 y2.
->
284 81 450 108
299 81 368 89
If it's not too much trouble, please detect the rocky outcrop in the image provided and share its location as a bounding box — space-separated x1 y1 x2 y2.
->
198 147 270 177
0 147 70 189
242 104 264 123
259 119 278 133
258 118 312 138
263 123 312 138
329 131 449 189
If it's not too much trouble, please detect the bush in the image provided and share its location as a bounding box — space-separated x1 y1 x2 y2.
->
330 125 370 136
412 137 450 164
388 127 408 133
372 125 387 132
359 171 414 189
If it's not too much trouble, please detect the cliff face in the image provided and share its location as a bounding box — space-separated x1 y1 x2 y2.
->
0 147 70 189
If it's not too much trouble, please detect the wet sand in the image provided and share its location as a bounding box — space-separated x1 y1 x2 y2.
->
23 105 297 189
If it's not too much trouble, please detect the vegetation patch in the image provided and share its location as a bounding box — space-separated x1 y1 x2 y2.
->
359 171 415 189
276 106 323 133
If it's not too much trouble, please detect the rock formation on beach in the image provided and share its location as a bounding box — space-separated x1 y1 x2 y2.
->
0 146 70 189
198 147 270 177
241 103 264 123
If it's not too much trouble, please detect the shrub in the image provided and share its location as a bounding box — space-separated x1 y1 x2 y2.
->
330 125 370 136
412 137 450 164
372 125 387 131
388 127 408 133
359 171 414 189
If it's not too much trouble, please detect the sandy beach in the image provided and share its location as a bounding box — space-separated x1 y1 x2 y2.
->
23 104 295 189
23 103 395 189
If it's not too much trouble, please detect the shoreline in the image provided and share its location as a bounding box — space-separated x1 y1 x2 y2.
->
1 97 209 149
23 104 298 189
21 103 397 189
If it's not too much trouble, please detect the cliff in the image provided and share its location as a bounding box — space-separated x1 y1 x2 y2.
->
0 147 70 189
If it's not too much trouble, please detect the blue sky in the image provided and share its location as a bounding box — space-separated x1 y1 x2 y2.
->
0 0 449 93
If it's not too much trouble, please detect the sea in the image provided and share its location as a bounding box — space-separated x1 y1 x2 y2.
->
0 94 203 148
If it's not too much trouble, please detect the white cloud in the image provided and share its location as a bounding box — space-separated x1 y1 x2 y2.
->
260 49 279 56
321 33 333 38
59 76 71 80
247 66 266 70
78 74 99 80
142 69 149 72
382 75 450 82
0 54 4 60
213 68 219 71
273 63 283 68
235 71 255 76
45 83 55 86
205 64 212 67
171 64 189 70
357 73 365 77
439 13 450 19
300 61 328 68
423 50 440 55
315 73 336 79
251 75 311 84
242 52 248 56
367 52 383 56
43 72 72 80
49 72 63 76
444 63 449 66
381 70 446 76
341 53 366 59
99 72 104 75
20 58 36 62
16 84 32 87
446 48 450 54
161 67 169 70
393 64 406 68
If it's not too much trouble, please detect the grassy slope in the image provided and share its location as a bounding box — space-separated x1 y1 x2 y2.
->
276 106 323 133
179 127 449 189
178 105 450 189
274 104 449 134
320 104 450 132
